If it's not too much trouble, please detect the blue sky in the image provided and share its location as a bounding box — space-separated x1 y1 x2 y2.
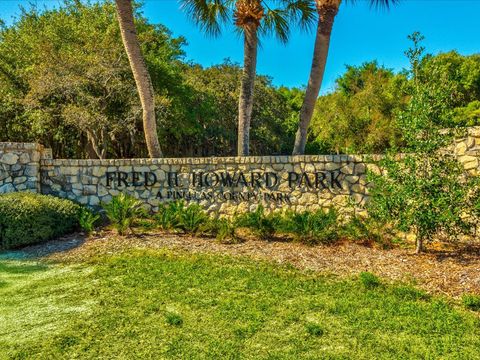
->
2 0 479 93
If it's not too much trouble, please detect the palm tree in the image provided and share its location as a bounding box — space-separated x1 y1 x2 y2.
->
292 0 398 155
115 0 163 158
181 0 315 156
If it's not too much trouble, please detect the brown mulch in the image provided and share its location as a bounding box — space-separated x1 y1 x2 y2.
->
11 230 480 298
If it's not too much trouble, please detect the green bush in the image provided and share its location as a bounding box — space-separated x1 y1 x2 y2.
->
164 311 183 326
101 193 144 235
235 205 281 240
201 217 239 243
340 215 386 245
78 207 100 234
177 203 209 234
281 209 339 245
0 192 80 249
154 201 183 231
155 201 209 235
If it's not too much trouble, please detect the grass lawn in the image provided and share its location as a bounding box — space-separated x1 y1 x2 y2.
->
1 248 479 359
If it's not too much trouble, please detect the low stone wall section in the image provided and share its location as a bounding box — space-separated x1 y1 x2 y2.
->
40 155 376 215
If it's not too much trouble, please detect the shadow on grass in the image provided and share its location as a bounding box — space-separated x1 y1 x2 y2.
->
0 232 87 260
0 261 49 275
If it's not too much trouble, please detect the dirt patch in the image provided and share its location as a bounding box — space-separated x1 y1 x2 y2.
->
11 230 480 298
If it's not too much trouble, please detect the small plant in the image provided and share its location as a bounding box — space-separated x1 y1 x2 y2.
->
101 193 143 235
235 205 281 240
155 201 209 235
462 294 480 311
78 207 100 234
359 272 381 289
202 217 239 243
155 201 183 231
305 323 324 337
341 216 376 242
215 218 238 243
177 203 209 234
282 208 338 245
164 311 183 326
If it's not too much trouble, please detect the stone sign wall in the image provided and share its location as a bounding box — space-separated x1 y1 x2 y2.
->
39 155 373 215
1 126 479 215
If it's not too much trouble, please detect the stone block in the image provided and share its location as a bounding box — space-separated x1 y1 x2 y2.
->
0 183 15 193
1 153 19 165
340 162 355 175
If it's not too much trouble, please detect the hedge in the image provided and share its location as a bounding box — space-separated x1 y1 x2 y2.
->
0 192 80 250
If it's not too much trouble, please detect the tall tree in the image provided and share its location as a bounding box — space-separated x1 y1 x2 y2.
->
115 0 163 158
292 0 398 155
235 0 262 156
181 0 315 156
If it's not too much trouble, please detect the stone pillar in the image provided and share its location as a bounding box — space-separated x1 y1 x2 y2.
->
0 143 51 194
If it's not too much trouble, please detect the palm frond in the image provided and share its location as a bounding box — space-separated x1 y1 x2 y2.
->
284 0 317 32
369 0 400 9
179 0 231 37
261 7 290 43
346 0 400 10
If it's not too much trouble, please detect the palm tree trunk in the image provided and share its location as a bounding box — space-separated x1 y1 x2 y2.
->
115 0 162 158
292 2 339 155
237 25 258 156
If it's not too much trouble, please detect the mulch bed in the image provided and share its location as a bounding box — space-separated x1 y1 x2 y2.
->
11 230 480 298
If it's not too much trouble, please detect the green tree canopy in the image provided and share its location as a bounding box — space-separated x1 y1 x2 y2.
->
308 62 407 154
0 0 185 158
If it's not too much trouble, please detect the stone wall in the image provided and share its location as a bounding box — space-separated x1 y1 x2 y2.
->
0 143 51 194
0 126 479 215
454 127 480 175
40 155 375 215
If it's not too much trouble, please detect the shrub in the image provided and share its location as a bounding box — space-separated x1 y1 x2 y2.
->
155 201 183 231
155 201 209 235
101 193 143 235
78 207 100 234
281 208 339 245
178 203 209 234
0 192 80 249
340 215 387 246
235 205 281 240
462 294 480 311
201 217 239 243
359 272 381 289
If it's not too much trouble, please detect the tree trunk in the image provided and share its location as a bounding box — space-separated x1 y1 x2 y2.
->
237 25 258 156
292 2 339 155
115 0 162 158
415 236 424 254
